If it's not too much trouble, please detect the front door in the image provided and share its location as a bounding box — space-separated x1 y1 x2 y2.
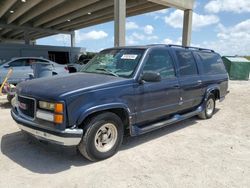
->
135 48 180 124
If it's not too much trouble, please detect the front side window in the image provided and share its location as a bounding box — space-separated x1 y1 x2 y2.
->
143 49 176 79
81 49 145 78
176 50 198 76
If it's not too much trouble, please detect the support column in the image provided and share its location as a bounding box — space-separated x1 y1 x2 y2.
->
182 9 193 46
114 0 126 47
24 31 30 45
71 31 76 47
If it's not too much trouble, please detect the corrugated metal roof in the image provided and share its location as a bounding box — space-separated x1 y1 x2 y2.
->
225 57 250 63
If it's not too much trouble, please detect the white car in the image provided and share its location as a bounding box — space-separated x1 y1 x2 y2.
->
0 57 69 84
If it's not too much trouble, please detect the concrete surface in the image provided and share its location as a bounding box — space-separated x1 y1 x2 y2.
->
0 81 249 188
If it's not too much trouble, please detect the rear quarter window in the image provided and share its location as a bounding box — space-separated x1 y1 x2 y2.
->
197 52 227 74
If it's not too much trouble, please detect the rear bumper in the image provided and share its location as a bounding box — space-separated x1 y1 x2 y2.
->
11 109 83 146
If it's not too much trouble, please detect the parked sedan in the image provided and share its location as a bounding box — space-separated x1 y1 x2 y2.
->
0 57 69 84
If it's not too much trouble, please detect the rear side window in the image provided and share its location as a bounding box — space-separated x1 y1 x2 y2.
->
198 52 226 74
176 50 198 76
8 59 27 67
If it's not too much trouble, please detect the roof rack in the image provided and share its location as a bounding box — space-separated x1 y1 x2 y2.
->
167 44 215 53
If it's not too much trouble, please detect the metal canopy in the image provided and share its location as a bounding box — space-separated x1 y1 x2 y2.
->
0 0 194 45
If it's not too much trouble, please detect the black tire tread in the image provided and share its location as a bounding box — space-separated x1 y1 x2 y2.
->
78 112 123 161
198 94 215 120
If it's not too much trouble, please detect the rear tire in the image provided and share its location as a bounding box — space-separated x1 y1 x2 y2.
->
198 94 215 119
78 112 124 161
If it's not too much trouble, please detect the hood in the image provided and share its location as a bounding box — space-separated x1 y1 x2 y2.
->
17 73 131 100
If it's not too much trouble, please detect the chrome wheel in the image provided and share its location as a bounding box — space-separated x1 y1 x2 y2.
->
206 98 215 116
94 123 118 153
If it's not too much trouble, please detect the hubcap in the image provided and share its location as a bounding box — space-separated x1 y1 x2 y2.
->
94 123 118 153
206 98 214 116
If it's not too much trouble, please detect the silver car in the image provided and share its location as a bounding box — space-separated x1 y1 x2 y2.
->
0 57 69 84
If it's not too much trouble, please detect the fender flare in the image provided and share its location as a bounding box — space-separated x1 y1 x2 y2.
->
76 103 131 126
204 84 220 101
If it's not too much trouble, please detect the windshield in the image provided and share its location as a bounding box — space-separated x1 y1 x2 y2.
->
81 49 145 78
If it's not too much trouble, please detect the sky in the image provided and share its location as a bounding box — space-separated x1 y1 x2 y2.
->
37 0 250 56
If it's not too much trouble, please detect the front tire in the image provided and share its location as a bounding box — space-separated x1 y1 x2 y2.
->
198 94 216 119
78 112 124 161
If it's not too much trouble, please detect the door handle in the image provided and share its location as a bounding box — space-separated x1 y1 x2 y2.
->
173 85 180 88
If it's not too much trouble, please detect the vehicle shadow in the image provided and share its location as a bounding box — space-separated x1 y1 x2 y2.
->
0 97 11 109
1 109 219 174
1 131 92 174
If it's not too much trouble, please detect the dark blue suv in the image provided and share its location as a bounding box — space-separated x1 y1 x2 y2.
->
11 45 228 161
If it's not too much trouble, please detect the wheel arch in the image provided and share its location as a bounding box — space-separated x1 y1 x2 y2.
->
77 104 131 134
205 85 220 101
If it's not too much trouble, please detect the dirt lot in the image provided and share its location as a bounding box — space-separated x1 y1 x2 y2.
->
0 81 249 188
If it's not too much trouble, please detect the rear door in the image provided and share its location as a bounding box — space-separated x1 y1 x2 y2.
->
136 48 180 124
173 49 204 111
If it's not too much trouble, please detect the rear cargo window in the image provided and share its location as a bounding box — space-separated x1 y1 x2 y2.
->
198 52 226 74
176 50 198 76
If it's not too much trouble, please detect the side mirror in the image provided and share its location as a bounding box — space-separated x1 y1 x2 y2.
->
141 72 161 83
3 64 10 68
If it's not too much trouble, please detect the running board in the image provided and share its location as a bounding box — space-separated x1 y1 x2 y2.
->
131 106 203 136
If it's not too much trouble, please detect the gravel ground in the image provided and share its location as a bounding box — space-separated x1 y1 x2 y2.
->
0 81 250 188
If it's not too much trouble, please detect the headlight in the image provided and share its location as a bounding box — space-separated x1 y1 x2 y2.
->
37 101 64 124
38 101 64 113
39 101 55 111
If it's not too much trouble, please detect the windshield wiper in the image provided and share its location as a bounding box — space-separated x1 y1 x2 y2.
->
96 68 119 77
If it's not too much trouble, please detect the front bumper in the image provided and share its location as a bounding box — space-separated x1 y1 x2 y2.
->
11 109 83 146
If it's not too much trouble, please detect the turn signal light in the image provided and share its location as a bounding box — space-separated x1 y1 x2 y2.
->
55 103 63 113
54 114 63 124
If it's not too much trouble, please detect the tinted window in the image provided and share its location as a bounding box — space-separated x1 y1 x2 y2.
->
143 49 176 79
176 50 198 76
198 52 226 74
25 59 49 66
8 59 27 67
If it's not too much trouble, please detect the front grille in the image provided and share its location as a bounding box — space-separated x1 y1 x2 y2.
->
18 96 36 119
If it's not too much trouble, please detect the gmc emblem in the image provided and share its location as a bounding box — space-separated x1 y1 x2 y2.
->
19 102 27 110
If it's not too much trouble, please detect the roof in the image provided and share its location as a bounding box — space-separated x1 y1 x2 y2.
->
0 0 194 41
224 57 250 63
103 44 216 53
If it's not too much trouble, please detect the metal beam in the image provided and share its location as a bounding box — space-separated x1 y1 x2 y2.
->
0 23 72 35
33 0 99 27
61 4 164 31
56 6 113 30
114 0 126 47
71 31 76 47
5 29 22 38
17 0 66 25
43 0 114 28
55 0 148 30
0 28 12 36
0 37 25 44
24 31 30 45
7 0 43 24
182 9 193 46
0 0 18 18
147 0 194 10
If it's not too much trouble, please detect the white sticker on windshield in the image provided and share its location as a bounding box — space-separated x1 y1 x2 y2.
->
121 54 138 60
